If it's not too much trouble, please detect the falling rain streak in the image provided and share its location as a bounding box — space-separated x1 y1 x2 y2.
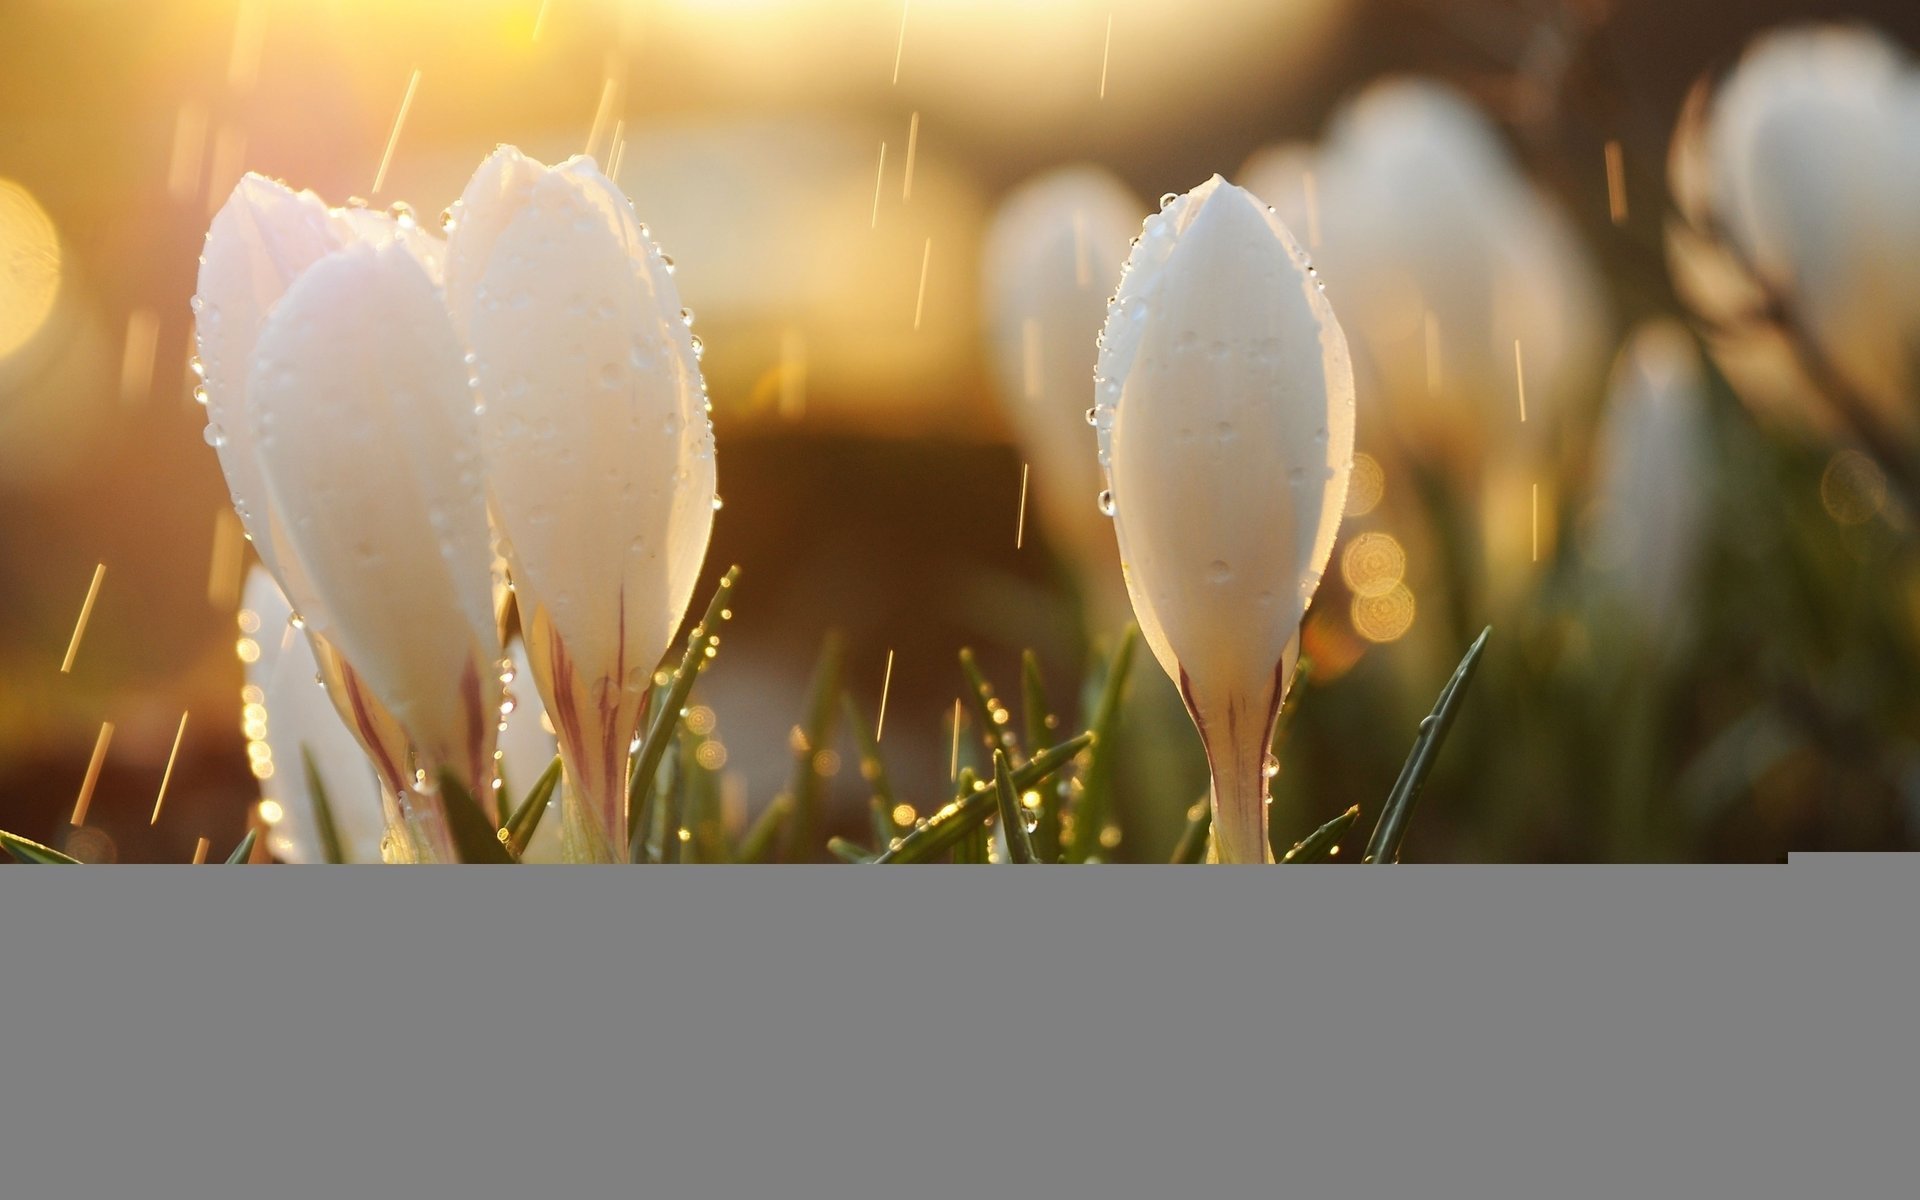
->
151 712 190 825
207 508 244 608
227 0 267 93
876 649 895 740
871 141 887 228
892 0 910 85
60 563 105 674
1531 483 1540 563
71 721 114 826
1100 12 1113 99
585 76 619 161
167 104 207 203
119 309 159 404
532 0 551 42
371 68 421 196
1514 339 1527 422
902 112 920 201
1016 463 1031 549
191 837 211 865
949 697 961 781
1605 140 1628 225
913 237 932 330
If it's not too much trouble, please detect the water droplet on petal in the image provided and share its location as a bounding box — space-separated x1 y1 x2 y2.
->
1096 489 1116 517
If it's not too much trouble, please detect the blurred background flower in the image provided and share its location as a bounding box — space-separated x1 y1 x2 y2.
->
5 0 1920 863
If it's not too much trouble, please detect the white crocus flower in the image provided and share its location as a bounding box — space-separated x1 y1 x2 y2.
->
1243 80 1607 474
446 148 716 863
1669 25 1920 443
1588 322 1711 642
198 177 503 861
241 566 564 863
982 165 1145 630
1095 176 1355 864
243 238 503 859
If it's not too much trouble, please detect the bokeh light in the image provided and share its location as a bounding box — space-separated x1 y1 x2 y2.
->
0 178 60 361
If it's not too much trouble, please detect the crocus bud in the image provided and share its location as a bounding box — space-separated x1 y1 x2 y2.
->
446 148 716 863
1587 322 1711 641
1242 80 1606 475
240 566 387 864
1668 25 1920 443
244 239 503 856
197 177 503 860
1095 176 1354 864
982 166 1145 629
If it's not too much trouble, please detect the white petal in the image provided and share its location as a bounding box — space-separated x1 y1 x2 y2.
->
196 174 354 612
447 148 714 851
1099 177 1352 701
246 240 501 794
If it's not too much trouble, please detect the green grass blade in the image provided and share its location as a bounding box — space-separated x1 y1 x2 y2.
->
842 693 901 850
827 837 875 863
1364 627 1491 864
1281 805 1360 864
735 794 792 864
1168 798 1211 864
993 750 1037 864
301 744 347 864
1 829 81 864
781 632 845 862
504 755 562 859
952 770 990 862
873 732 1093 864
437 770 517 864
658 729 691 864
1020 650 1056 758
1066 626 1137 863
627 566 741 861
958 648 1022 765
223 828 259 865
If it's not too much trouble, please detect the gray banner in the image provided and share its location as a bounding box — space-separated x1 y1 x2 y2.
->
1 863 1914 1197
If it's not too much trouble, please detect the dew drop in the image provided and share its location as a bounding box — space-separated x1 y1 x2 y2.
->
1263 753 1280 779
1159 192 1178 210
711 494 724 511
1207 560 1231 583
1096 489 1116 517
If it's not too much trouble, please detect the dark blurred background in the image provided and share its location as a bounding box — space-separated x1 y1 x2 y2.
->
3 0 1917 862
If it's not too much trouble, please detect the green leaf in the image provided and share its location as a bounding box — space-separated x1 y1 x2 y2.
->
993 750 1037 864
735 794 792 864
224 828 259 865
1364 627 1491 864
1281 805 1360 864
301 744 347 864
627 566 741 861
504 755 562 859
1168 799 1211 864
1066 626 1137 863
438 770 517 864
842 693 901 850
1 829 81 864
781 633 845 862
958 648 1022 764
874 732 1093 864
